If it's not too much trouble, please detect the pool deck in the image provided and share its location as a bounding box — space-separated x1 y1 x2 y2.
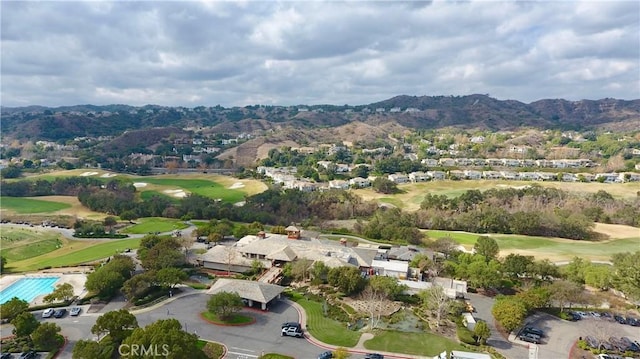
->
0 272 88 306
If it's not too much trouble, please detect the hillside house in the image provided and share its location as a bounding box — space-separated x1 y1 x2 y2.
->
482 171 501 180
349 177 371 187
409 171 430 182
427 171 446 180
561 173 578 182
577 173 595 182
421 158 439 167
596 173 621 183
536 159 553 167
463 170 482 180
439 158 456 167
501 159 521 167
449 170 465 179
619 172 640 182
370 259 409 279
470 136 485 143
455 158 473 166
388 173 410 184
536 172 556 181
487 158 503 167
518 172 539 181
329 180 349 189
500 171 518 180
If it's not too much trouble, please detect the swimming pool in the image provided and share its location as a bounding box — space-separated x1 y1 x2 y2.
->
0 277 60 304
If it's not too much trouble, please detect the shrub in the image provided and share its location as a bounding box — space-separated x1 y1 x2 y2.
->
457 327 476 345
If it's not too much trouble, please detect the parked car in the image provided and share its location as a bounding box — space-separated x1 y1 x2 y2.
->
1 353 12 359
600 312 612 319
18 352 37 359
518 333 541 344
566 312 581 321
317 351 333 359
281 326 304 338
523 326 544 338
620 337 640 352
53 308 66 318
41 308 55 318
69 307 81 316
614 315 626 324
625 317 639 326
364 354 384 359
608 337 626 352
281 322 301 329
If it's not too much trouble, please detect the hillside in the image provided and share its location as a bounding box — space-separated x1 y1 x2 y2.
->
1 95 638 143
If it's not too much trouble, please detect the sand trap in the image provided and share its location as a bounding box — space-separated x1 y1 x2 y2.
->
163 189 187 198
80 171 99 177
229 182 245 189
100 173 117 178
133 182 148 188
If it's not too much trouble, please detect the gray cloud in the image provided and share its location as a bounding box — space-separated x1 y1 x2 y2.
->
1 0 638 107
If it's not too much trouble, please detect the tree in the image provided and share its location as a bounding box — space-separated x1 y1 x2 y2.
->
0 255 6 273
562 257 588 284
368 275 407 300
103 216 117 232
91 309 139 344
473 236 499 261
309 261 329 284
467 259 502 289
549 280 583 313
419 286 450 328
359 279 392 329
121 319 207 359
516 286 551 311
474 320 491 345
501 254 534 279
122 271 155 301
291 258 313 282
583 264 613 290
207 291 244 320
611 251 640 301
372 177 398 194
72 339 114 359
156 267 188 289
32 322 63 351
492 297 527 333
11 311 40 337
0 297 29 321
327 266 366 295
85 267 125 298
43 282 75 303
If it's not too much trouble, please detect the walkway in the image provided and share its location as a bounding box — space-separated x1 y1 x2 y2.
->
287 299 437 359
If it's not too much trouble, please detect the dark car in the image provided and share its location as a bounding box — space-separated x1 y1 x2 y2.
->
625 317 639 326
364 354 384 359
523 327 544 338
53 309 66 318
519 333 541 344
1 353 12 359
69 307 81 316
614 315 626 324
18 352 37 359
317 352 333 359
566 312 581 321
621 337 640 352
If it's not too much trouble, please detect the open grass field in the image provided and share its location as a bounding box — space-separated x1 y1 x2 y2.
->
289 291 361 347
0 226 63 261
139 177 246 202
0 196 71 213
120 217 189 234
425 228 640 262
356 180 640 211
6 236 141 272
364 330 467 356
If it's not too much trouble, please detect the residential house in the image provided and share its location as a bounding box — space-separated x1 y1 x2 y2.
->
482 171 501 180
427 171 446 180
518 172 539 181
500 170 518 180
619 172 640 182
389 107 402 113
335 164 351 173
463 170 482 180
561 173 578 182
535 159 553 167
470 136 485 144
448 170 465 180
317 160 333 169
349 177 371 188
536 172 556 181
487 158 503 167
388 173 410 184
596 173 621 183
328 180 350 190
386 245 434 262
501 159 521 167
421 158 438 167
455 158 473 166
577 173 595 182
409 171 430 182
472 158 488 166
438 158 456 167
521 159 536 167
370 259 409 279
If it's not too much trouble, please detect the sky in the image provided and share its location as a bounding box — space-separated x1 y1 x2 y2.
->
1 1 639 108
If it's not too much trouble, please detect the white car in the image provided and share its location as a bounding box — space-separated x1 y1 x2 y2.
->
42 308 55 318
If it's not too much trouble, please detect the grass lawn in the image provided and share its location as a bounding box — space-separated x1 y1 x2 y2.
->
259 355 294 359
288 292 361 347
139 190 179 203
364 330 467 356
425 229 640 261
0 196 71 213
6 237 141 272
121 217 190 234
201 311 254 325
139 177 246 203
0 227 63 261
196 340 224 358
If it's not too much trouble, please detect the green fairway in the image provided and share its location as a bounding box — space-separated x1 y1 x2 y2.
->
121 217 189 234
0 197 71 213
364 330 467 356
139 190 179 203
289 292 361 347
0 227 63 261
140 178 246 203
7 238 141 272
425 229 640 261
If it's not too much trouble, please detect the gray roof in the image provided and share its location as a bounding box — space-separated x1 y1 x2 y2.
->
207 278 285 303
285 225 300 232
267 246 297 261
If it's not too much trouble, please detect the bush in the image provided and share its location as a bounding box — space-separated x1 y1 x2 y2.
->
457 326 477 345
29 300 72 312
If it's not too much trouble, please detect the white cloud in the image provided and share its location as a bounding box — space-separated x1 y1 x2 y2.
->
1 0 638 107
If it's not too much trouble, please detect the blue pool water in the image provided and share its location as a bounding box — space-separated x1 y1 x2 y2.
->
0 277 60 304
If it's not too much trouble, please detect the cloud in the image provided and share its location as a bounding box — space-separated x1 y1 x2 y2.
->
1 0 638 107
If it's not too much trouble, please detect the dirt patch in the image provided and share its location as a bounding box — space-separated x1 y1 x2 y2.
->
593 222 640 239
341 297 401 317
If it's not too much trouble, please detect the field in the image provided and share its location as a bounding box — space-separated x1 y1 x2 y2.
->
0 226 63 261
425 228 640 262
356 180 640 211
121 217 190 234
5 235 141 272
0 197 71 214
